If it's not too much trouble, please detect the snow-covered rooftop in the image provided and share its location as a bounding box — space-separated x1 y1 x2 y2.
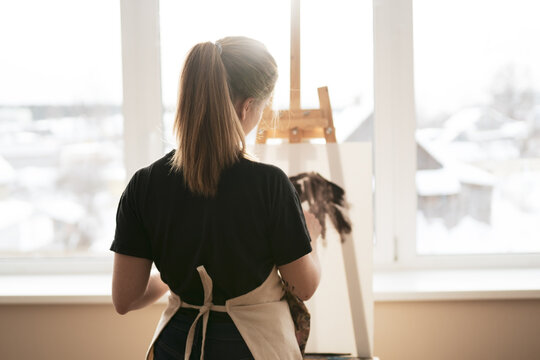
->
417 168 461 196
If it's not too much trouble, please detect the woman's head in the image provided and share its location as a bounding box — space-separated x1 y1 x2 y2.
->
170 36 278 197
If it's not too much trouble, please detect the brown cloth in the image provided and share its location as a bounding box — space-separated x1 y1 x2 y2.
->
283 289 311 355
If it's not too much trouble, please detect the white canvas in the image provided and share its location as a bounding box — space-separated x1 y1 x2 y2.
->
248 143 374 357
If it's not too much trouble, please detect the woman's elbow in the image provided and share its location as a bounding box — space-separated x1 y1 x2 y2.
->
112 291 135 315
297 292 314 302
298 277 321 301
113 299 131 315
292 269 321 301
115 306 129 315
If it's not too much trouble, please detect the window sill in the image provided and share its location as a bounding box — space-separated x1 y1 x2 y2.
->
0 274 115 304
1 268 540 304
373 268 540 301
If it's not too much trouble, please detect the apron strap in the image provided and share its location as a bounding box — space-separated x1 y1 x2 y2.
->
182 266 226 360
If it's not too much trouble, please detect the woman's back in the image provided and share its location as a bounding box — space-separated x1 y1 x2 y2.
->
110 36 320 359
111 149 312 306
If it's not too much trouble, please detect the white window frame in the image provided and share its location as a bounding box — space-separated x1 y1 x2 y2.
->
0 0 162 275
2 0 539 275
119 0 163 178
373 0 540 270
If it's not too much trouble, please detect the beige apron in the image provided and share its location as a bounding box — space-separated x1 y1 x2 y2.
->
146 265 302 360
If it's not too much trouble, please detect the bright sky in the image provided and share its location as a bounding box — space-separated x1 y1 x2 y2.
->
0 0 123 105
159 0 373 110
1 0 539 121
0 0 372 110
414 0 540 119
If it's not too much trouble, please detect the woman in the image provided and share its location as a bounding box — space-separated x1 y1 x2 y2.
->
110 36 321 360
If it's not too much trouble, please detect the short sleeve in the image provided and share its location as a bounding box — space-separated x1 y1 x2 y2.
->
269 169 313 266
109 170 153 260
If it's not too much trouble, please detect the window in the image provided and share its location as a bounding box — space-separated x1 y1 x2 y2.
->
159 0 373 148
160 0 289 150
0 0 124 259
300 0 373 141
373 0 540 268
3 0 534 275
414 0 540 255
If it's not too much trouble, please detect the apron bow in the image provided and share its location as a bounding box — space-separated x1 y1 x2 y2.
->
182 266 225 360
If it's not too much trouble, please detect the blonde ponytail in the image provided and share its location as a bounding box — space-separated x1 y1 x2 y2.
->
169 37 277 197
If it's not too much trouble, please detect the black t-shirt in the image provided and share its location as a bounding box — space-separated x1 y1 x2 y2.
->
110 150 312 306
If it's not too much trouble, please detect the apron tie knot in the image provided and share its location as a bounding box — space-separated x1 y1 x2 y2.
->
183 266 216 360
199 302 212 314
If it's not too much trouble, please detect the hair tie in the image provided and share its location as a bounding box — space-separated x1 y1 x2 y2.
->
215 42 222 55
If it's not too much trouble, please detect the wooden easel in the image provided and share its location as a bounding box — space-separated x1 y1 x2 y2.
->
255 1 376 359
255 1 336 144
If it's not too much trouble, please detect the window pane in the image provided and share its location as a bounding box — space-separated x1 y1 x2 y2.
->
0 1 124 257
414 0 540 254
301 0 373 143
160 0 372 147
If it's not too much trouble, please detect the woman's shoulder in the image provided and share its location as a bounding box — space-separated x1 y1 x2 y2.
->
144 149 180 177
236 156 289 181
142 150 290 188
125 150 177 188
151 149 287 179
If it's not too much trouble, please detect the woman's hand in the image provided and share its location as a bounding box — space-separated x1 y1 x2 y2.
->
303 210 321 246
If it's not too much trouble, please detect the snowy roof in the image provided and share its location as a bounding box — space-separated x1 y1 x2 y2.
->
36 197 85 224
0 156 15 184
452 162 496 187
343 112 373 142
332 104 373 142
416 131 447 166
416 168 461 196
0 199 33 229
437 106 528 145
416 128 496 191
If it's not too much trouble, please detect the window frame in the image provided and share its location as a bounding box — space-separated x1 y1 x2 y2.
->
373 0 540 270
0 0 163 275
2 0 538 275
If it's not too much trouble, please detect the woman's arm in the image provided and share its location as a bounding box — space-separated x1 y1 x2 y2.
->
112 253 170 315
278 210 322 301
